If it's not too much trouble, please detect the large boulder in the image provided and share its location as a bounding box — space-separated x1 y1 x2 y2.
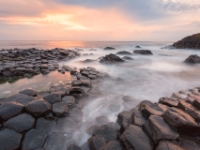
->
99 54 124 64
22 129 47 150
134 50 153 55
117 111 132 133
184 55 200 64
88 135 106 150
4 113 35 132
149 115 179 143
0 102 24 120
131 108 146 127
25 99 51 117
0 128 23 150
120 125 154 150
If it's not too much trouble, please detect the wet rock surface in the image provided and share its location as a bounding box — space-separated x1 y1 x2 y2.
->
116 51 132 55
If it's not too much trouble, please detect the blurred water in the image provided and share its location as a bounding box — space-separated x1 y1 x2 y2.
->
1 41 200 148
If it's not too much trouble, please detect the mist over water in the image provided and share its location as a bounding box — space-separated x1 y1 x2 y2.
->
1 40 200 148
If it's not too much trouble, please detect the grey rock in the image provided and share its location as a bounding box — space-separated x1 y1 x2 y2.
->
22 129 47 150
56 117 77 134
99 141 125 150
95 116 109 126
26 99 51 117
0 102 24 120
134 50 153 55
43 93 61 104
88 135 106 150
62 96 76 107
69 108 83 124
4 113 35 132
52 102 69 116
0 128 23 150
131 108 146 127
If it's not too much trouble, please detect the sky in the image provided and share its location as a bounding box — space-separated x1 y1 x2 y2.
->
0 0 199 41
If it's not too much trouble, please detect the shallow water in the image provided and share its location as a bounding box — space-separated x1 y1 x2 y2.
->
1 40 200 148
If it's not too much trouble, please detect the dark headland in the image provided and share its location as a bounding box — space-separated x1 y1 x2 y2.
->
173 33 200 49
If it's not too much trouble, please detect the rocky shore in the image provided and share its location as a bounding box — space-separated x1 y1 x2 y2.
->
173 33 200 49
0 48 80 81
0 64 199 150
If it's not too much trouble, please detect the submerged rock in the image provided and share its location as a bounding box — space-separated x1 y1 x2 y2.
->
104 47 115 50
88 135 106 150
133 50 153 55
99 54 124 64
19 89 38 97
116 51 132 55
122 56 134 60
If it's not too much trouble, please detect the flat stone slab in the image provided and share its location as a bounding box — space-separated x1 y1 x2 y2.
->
19 89 38 97
4 113 35 132
44 93 61 104
5 93 36 106
120 125 154 150
26 99 51 117
52 102 68 116
69 108 83 124
0 102 24 120
56 117 77 134
0 128 23 150
22 129 47 150
62 96 76 107
149 115 179 142
36 118 56 134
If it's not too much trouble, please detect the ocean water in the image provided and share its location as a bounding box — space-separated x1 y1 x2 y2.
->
1 40 200 148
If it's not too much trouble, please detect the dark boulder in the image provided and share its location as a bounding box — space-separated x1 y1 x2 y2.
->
36 118 56 134
93 123 118 142
149 115 179 143
70 86 88 97
25 99 51 117
43 93 61 104
184 55 200 64
99 141 125 150
0 128 23 150
52 102 68 116
99 54 124 64
88 135 106 150
134 50 153 55
0 102 24 120
104 47 115 50
67 144 81 150
19 89 38 97
155 141 184 150
120 125 154 150
139 100 164 118
180 135 200 150
116 51 132 55
135 46 141 48
4 113 35 132
22 129 47 150
87 125 99 135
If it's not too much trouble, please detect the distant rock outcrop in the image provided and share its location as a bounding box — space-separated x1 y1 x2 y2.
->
173 33 200 49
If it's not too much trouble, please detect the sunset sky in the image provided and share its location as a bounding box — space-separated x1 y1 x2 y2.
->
0 0 199 41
